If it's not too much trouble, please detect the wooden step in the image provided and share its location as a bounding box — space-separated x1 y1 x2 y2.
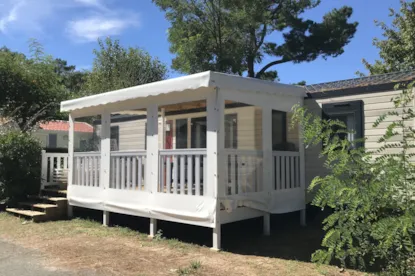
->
19 202 58 210
6 208 47 222
42 189 67 195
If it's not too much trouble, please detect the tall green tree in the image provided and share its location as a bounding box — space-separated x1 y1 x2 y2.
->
363 0 415 74
0 42 65 131
83 38 168 95
154 0 358 80
53 58 88 95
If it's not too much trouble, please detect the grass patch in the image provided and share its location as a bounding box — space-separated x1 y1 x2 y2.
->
177 260 202 275
0 212 370 276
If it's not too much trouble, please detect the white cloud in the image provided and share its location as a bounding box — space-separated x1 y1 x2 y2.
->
73 0 103 8
0 0 140 42
0 1 23 32
67 16 139 42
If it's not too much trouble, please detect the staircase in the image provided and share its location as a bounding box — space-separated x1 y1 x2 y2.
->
6 187 68 222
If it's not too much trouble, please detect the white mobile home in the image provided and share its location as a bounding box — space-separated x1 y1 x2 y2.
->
60 71 306 250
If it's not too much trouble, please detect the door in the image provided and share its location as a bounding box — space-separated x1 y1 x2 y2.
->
48 134 57 148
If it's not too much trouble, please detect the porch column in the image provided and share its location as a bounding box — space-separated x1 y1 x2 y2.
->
101 112 111 226
67 114 75 218
207 88 224 251
262 107 272 236
298 98 307 227
146 104 159 237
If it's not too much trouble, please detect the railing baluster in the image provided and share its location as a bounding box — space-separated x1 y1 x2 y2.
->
89 157 93 187
173 155 178 194
116 157 120 189
281 156 285 190
138 156 143 190
187 155 192 195
132 156 137 190
285 156 290 189
195 155 200 196
121 157 126 189
126 157 131 189
230 154 236 195
166 156 171 193
203 155 207 196
77 157 81 185
180 155 185 194
290 156 295 189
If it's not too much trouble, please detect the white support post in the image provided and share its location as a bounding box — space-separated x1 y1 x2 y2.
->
262 107 273 235
160 108 166 150
149 218 157 238
41 150 47 191
146 104 159 237
207 88 224 251
67 114 75 218
298 98 307 227
101 112 111 226
103 211 110 227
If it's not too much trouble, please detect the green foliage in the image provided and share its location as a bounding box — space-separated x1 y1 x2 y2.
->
154 0 357 79
291 81 415 274
0 130 42 204
363 0 415 74
0 42 66 131
83 37 168 95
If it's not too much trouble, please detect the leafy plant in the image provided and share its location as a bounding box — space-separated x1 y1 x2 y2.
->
0 130 42 204
291 81 415 274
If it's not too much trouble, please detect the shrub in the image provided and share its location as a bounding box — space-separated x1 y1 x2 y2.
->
0 131 42 204
291 82 415 275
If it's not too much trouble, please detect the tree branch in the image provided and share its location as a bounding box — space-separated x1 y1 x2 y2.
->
256 58 290 78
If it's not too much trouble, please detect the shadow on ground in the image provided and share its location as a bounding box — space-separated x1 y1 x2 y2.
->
73 206 327 263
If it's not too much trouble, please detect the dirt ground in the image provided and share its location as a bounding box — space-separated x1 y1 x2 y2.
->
0 210 369 276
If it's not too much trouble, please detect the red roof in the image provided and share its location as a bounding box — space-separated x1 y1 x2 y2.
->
39 121 93 133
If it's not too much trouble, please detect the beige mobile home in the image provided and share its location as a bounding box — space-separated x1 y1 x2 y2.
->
10 70 414 250
304 70 415 198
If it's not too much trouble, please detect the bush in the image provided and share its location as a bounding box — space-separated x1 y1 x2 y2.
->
292 83 415 275
0 131 42 204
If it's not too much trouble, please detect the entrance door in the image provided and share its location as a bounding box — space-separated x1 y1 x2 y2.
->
191 117 207 148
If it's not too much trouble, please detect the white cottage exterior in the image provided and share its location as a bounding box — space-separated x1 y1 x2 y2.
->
60 71 306 250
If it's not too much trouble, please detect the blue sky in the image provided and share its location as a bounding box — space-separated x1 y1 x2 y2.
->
0 0 402 84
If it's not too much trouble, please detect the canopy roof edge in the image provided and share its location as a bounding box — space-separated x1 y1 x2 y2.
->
61 71 306 113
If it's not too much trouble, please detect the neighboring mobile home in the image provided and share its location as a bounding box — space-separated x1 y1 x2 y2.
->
36 120 93 150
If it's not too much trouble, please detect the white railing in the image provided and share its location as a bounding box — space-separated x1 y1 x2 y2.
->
41 150 69 189
159 149 207 196
273 151 300 190
223 149 263 196
110 151 146 190
73 152 101 187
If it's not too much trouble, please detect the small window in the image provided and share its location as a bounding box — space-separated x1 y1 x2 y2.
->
48 134 57 148
110 126 119 151
322 100 364 148
225 114 237 149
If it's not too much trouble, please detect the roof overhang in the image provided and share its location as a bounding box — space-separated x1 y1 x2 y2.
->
61 71 306 113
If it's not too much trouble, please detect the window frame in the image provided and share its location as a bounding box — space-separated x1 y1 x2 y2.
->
322 100 364 148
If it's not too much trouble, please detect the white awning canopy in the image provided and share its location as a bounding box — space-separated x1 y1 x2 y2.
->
61 71 306 113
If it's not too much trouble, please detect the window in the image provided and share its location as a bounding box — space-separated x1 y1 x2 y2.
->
322 100 364 148
225 114 237 149
110 126 119 151
175 119 188 149
272 111 289 151
48 134 57 148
